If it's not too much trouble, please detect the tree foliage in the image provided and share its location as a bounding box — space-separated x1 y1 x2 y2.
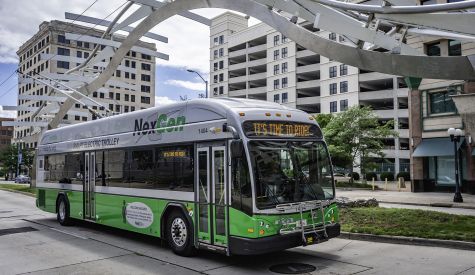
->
320 106 398 175
0 144 35 176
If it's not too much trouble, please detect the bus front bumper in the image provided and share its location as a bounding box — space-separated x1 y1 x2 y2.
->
229 223 340 255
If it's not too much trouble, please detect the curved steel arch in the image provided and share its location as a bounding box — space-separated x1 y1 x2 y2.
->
48 0 475 129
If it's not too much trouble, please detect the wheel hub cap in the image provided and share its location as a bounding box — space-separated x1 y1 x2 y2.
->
171 218 187 247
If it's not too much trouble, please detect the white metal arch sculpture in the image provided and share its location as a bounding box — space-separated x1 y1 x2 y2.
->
21 0 475 132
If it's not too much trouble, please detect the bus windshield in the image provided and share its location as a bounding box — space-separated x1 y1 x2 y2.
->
248 140 334 209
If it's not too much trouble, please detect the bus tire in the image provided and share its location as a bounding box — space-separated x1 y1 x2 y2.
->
166 210 195 256
57 195 73 226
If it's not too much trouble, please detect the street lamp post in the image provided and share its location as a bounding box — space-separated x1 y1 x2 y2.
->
448 127 463 203
186 69 208 98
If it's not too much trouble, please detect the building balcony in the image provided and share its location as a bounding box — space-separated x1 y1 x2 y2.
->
297 79 320 90
297 96 320 106
248 72 266 81
297 63 320 74
359 89 395 101
228 75 247 84
229 44 266 58
374 109 409 118
229 58 266 71
359 72 394 82
296 49 317 59
228 86 267 97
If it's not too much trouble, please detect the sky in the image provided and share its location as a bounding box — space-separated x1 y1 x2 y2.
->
0 0 259 118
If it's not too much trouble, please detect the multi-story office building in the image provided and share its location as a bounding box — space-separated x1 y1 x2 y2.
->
0 117 14 150
15 20 156 148
210 12 410 176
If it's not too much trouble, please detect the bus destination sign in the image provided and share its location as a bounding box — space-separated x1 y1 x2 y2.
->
243 121 321 138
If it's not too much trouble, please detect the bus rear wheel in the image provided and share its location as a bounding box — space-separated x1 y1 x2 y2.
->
57 195 73 226
166 210 195 256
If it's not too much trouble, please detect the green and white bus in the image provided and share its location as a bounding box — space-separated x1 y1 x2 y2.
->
36 98 340 256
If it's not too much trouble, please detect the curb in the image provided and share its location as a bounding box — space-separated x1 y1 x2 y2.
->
380 201 475 210
338 232 475 251
0 188 36 198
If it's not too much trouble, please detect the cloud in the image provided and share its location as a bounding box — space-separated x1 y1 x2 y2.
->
155 96 176 107
0 106 17 118
164 79 206 92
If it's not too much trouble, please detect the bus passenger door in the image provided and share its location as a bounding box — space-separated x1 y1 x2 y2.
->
196 145 228 248
197 148 211 243
84 152 96 220
212 146 227 246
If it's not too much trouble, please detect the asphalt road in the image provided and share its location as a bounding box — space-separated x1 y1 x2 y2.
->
1 190 475 275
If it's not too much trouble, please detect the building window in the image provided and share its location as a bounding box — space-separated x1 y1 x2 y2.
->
141 63 151 71
219 35 224 45
75 115 80 121
125 94 129 101
340 81 348 93
282 92 288 103
282 62 288 73
213 50 218 59
213 87 218 96
426 41 441 56
273 79 280 90
281 47 288 58
329 83 337 95
274 94 280 103
282 77 288 88
131 95 135 102
213 75 218 83
57 61 69 69
219 73 224 82
329 32 337 41
274 64 280 75
340 99 348 111
214 37 219 45
116 93 120 100
219 60 224 69
429 91 456 114
116 70 121 77
82 117 87 122
449 40 462 56
340 64 348 76
57 48 70 56
329 66 337 78
76 51 82 58
219 86 224 95
141 85 151 93
141 96 151 104
274 49 279 60
57 35 70 44
141 74 151 82
213 62 218 71
131 61 136 69
219 48 224 57
282 35 288 43
274 35 280 46
330 101 337 113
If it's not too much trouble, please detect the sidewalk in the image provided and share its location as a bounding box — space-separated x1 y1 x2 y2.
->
336 189 475 210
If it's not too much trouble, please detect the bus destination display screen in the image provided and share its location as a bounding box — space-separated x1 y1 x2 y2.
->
243 121 322 139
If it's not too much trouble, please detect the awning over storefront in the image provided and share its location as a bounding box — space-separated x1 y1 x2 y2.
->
413 137 465 157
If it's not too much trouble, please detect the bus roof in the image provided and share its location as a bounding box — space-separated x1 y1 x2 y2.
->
39 98 315 147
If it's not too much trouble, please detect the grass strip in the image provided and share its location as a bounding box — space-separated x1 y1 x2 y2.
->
340 207 475 242
0 184 36 195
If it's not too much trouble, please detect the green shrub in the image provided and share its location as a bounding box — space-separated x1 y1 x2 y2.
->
365 172 377 181
350 172 360 181
380 172 394 181
397 171 411 181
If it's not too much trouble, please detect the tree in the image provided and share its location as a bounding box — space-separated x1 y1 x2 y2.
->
0 144 35 177
322 106 398 181
314 113 333 129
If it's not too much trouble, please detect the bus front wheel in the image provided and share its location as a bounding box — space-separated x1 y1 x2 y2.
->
166 210 195 256
57 195 73 226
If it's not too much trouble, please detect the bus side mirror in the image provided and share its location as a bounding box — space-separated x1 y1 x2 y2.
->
230 140 244 158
